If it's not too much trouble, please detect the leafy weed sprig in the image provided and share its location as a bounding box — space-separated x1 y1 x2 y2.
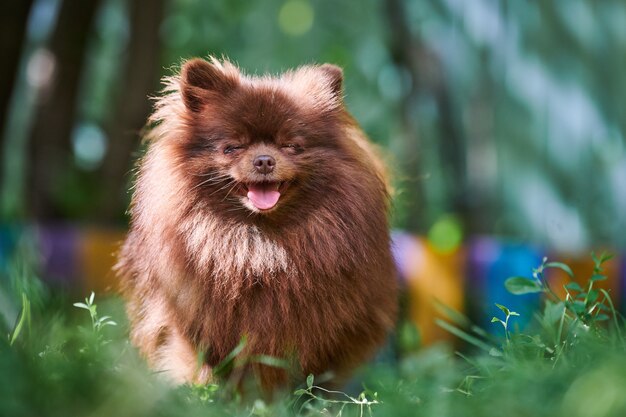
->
73 292 117 347
505 252 619 329
491 304 520 342
294 374 380 417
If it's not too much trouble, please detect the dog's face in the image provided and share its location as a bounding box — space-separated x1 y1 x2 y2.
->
175 58 347 215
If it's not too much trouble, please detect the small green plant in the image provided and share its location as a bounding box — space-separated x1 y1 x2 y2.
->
294 374 380 417
500 252 625 365
504 252 621 336
491 303 519 342
189 382 221 404
430 253 626 410
73 291 117 345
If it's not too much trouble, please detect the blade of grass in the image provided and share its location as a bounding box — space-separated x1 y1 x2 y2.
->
435 319 493 352
433 299 470 327
9 292 30 346
213 336 247 376
599 289 624 346
249 354 290 369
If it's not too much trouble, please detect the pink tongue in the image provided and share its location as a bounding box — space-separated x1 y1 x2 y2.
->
247 184 281 210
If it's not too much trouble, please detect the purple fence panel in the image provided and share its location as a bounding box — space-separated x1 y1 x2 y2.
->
36 225 79 288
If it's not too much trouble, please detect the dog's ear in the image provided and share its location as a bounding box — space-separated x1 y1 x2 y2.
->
180 58 238 112
318 64 343 97
283 64 345 113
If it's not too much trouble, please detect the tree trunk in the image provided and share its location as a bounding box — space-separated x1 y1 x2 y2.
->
383 0 468 232
27 0 102 220
97 0 165 223
0 0 34 185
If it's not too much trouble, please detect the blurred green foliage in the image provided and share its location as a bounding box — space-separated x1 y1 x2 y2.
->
3 250 626 416
1 0 625 251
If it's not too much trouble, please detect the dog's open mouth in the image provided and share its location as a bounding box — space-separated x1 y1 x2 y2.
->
244 181 289 211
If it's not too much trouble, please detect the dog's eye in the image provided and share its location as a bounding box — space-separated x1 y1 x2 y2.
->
282 143 303 154
224 145 244 154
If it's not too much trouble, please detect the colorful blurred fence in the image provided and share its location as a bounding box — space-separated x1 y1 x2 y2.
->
1 225 624 345
393 231 623 345
0 224 125 294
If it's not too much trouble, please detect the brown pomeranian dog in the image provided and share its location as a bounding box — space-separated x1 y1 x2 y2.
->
116 56 397 393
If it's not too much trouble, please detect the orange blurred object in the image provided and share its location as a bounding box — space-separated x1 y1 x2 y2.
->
398 235 465 346
78 228 125 294
545 251 621 306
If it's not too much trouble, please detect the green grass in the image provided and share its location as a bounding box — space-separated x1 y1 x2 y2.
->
2 251 626 417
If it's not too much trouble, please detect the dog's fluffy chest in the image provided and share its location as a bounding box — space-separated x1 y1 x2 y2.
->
180 217 295 280
211 224 293 279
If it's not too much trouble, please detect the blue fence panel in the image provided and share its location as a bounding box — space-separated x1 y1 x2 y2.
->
467 237 544 332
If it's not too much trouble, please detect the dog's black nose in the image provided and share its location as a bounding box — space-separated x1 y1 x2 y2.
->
253 155 275 174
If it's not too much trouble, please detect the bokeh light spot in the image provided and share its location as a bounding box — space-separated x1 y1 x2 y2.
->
377 63 410 101
428 215 463 253
278 0 314 37
72 123 108 171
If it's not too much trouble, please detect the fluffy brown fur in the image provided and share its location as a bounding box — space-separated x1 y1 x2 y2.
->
116 56 398 393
